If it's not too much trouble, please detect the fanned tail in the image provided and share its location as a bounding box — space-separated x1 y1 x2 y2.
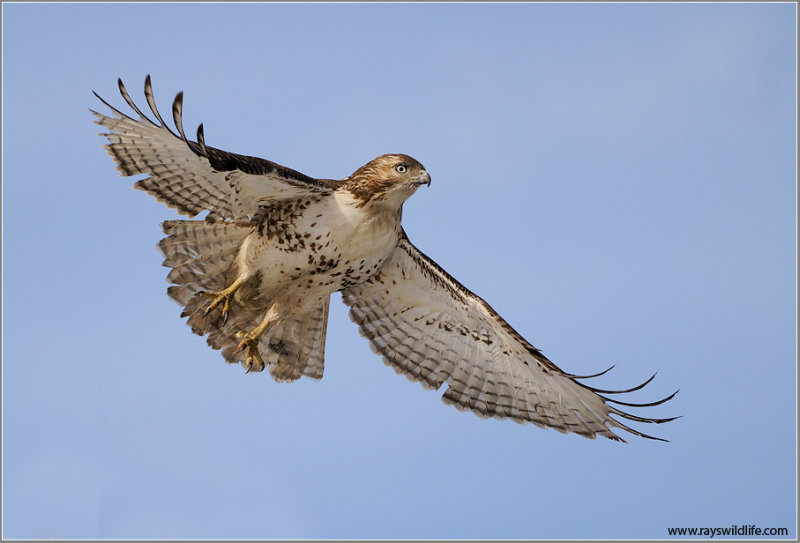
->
258 299 330 382
159 219 329 380
210 300 330 381
159 219 250 336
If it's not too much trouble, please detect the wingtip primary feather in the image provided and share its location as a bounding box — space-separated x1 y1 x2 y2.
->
197 123 208 157
563 364 616 380
143 74 174 132
575 370 679 440
92 87 130 120
170 90 207 160
117 77 156 126
601 388 679 408
584 371 658 395
172 91 186 141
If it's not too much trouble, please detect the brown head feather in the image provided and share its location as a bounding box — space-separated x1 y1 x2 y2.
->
344 154 429 207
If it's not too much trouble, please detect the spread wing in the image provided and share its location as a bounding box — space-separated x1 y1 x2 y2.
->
92 76 335 221
341 232 678 442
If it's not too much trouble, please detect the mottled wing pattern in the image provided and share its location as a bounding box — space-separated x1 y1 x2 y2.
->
91 76 334 221
342 232 677 442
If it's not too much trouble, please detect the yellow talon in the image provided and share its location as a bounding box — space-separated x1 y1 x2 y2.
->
234 308 278 373
236 330 265 372
200 277 245 319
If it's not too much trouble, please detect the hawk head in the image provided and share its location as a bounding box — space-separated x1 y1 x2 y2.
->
345 154 431 208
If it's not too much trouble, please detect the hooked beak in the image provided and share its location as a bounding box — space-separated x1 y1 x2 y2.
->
414 170 431 187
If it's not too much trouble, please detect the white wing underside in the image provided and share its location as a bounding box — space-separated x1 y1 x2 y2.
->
342 233 677 442
91 76 332 222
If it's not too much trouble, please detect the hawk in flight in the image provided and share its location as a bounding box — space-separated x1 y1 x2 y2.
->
93 76 677 442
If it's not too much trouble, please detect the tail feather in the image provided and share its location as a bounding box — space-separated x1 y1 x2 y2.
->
160 220 249 336
160 220 245 267
260 298 330 382
166 251 237 287
159 219 330 381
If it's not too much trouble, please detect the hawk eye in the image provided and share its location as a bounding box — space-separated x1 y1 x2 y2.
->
395 163 407 174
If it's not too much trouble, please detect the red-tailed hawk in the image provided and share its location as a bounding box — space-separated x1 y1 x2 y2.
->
93 76 677 442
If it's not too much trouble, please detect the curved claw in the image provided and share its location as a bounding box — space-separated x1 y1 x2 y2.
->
235 330 264 372
198 278 245 320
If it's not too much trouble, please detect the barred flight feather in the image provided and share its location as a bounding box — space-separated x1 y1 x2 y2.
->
93 75 336 222
342 231 678 442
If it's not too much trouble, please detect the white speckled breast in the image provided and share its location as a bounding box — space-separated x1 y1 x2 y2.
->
235 190 401 312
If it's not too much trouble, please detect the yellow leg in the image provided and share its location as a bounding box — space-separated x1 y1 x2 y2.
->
235 307 278 373
200 277 246 320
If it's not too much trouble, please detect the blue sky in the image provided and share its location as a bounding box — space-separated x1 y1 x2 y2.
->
2 2 796 539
